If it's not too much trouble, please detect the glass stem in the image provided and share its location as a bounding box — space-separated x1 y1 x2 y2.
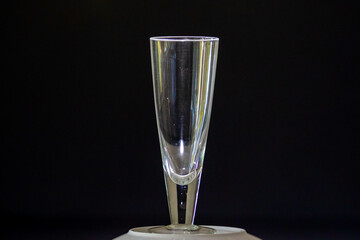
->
164 171 202 230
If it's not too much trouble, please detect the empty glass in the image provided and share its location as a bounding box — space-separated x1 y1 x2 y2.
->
149 36 219 234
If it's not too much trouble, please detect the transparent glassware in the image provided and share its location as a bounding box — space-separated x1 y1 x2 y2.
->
149 36 219 234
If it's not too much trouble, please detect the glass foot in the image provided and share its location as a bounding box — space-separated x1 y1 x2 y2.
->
148 225 216 234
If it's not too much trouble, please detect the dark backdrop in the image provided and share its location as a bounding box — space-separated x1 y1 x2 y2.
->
2 1 359 239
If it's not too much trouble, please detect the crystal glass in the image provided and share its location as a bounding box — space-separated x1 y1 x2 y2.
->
149 36 219 234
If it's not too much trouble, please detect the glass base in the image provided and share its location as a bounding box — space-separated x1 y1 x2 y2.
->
148 225 216 234
114 226 261 240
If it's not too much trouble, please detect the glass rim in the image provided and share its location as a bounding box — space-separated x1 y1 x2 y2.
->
150 36 219 42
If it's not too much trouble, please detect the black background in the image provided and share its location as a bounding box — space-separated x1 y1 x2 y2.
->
2 1 360 239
